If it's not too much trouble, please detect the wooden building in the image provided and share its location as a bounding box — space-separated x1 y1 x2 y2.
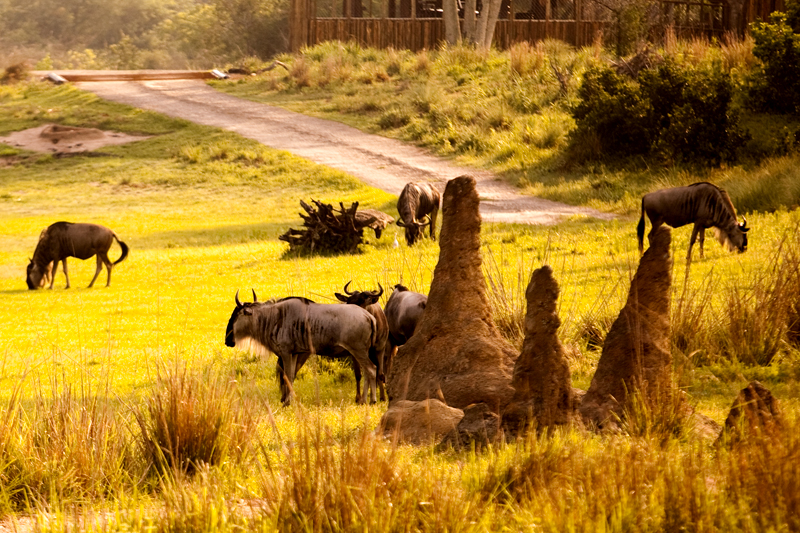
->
289 0 786 52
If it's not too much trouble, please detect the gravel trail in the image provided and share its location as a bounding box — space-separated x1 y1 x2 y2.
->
78 79 613 224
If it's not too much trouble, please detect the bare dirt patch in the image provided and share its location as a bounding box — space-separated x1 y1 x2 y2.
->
0 124 151 155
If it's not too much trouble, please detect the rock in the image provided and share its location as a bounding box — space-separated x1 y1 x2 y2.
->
439 403 501 450
379 399 464 445
688 411 723 441
386 176 517 410
39 124 104 142
501 266 573 435
579 226 673 430
716 380 783 446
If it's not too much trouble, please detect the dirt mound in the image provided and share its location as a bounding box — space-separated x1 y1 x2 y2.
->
502 265 574 435
579 226 674 430
385 175 517 410
0 124 151 154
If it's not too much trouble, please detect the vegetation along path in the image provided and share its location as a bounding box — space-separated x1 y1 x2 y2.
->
78 78 613 224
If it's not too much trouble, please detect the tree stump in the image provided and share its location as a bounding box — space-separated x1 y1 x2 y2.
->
280 199 376 254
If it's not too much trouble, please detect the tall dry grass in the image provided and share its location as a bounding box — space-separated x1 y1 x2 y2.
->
135 364 256 477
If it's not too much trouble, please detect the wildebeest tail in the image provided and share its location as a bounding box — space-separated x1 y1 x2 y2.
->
637 199 646 254
113 235 129 265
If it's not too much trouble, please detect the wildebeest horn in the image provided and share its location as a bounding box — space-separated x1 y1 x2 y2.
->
738 216 750 233
371 283 384 298
252 289 258 302
396 218 406 227
235 289 243 308
344 280 355 295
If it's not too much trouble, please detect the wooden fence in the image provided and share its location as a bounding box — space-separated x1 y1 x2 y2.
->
290 0 785 52
306 18 609 50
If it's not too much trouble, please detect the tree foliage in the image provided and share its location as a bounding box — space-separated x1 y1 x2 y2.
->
0 0 289 68
748 12 800 115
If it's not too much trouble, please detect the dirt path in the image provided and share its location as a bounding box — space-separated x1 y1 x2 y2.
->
77 79 613 224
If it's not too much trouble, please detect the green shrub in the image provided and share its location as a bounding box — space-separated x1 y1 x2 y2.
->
748 13 800 114
641 62 747 165
571 67 654 160
571 63 745 165
377 108 411 130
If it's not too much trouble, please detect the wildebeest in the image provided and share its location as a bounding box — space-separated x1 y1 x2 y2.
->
396 182 441 246
26 222 129 290
334 281 390 401
637 182 749 263
384 284 427 376
225 290 380 405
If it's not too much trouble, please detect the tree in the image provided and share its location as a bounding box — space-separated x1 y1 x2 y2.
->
442 0 504 49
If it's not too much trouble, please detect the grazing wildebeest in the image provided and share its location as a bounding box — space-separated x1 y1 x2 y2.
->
334 281 390 401
26 222 129 290
225 290 380 405
383 284 427 378
637 182 749 264
396 182 441 246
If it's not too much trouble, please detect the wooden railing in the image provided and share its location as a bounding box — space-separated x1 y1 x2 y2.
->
304 18 609 51
290 0 783 52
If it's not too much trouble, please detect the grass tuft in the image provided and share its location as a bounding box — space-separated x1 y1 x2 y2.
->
135 365 254 477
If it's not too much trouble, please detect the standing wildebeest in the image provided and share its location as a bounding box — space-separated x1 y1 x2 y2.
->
225 290 380 405
334 281 390 401
637 182 749 263
26 222 129 290
396 182 441 246
384 284 427 378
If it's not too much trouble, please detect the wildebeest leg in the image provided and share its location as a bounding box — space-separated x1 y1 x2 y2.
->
688 224 702 264
353 358 363 404
429 207 439 241
89 254 104 288
49 260 59 290
61 259 70 289
359 354 378 404
277 352 299 405
698 228 706 259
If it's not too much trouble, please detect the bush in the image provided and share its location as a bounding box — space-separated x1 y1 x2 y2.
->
571 67 654 160
570 63 746 165
748 12 800 114
641 62 747 165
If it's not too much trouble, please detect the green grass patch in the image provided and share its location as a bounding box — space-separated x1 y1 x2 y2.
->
3 80 800 530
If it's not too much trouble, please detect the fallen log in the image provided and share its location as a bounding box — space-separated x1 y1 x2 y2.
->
280 199 379 254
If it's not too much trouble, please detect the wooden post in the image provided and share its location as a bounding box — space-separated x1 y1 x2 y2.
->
575 0 581 44
289 0 309 52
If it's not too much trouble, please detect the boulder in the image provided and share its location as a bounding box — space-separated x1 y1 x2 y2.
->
439 403 501 450
386 176 517 410
579 226 673 429
379 399 464 445
716 380 783 446
502 266 573 435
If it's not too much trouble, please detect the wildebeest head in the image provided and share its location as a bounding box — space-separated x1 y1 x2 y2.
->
396 215 431 246
717 215 749 254
26 259 50 290
225 289 262 347
334 280 384 306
